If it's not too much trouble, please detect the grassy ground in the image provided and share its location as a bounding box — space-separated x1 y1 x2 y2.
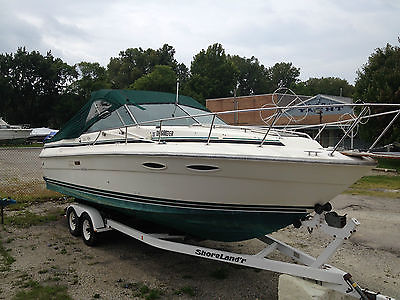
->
0 180 62 210
0 143 42 148
377 157 400 172
0 196 73 300
0 235 16 272
345 175 400 198
13 284 72 300
3 210 64 228
0 192 63 212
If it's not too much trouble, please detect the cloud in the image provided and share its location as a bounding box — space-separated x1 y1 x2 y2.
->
0 0 399 83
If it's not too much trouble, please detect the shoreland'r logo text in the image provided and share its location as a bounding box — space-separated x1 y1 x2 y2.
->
195 249 247 264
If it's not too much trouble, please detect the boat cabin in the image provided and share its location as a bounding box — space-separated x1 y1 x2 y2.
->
50 90 225 143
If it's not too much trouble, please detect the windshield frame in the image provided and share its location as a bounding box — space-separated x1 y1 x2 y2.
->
84 103 226 134
126 103 226 126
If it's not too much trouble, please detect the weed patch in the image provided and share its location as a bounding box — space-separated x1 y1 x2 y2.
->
20 280 40 288
13 284 72 300
120 281 162 300
0 236 16 271
145 289 161 300
175 286 196 296
13 273 32 287
3 196 72 212
46 276 61 282
6 237 14 243
4 210 63 228
0 186 61 203
209 267 229 280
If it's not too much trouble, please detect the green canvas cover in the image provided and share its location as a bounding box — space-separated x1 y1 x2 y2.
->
50 89 208 142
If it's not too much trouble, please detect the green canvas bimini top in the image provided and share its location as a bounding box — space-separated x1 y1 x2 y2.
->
50 89 207 142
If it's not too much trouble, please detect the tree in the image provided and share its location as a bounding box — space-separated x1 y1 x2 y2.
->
49 93 85 129
107 44 186 89
107 47 155 89
131 65 177 93
294 77 354 97
268 62 300 90
228 55 272 96
354 43 400 145
0 53 14 120
176 62 190 86
71 61 111 99
184 43 237 104
0 47 77 127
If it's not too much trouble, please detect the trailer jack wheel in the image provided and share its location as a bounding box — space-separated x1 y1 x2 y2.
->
81 213 98 246
67 207 81 237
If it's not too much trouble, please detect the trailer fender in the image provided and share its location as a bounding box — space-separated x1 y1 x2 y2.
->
67 203 109 232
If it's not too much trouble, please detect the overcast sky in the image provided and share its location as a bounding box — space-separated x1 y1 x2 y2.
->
1 0 399 83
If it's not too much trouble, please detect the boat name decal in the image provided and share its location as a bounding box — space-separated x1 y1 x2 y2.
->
195 249 247 264
152 130 174 137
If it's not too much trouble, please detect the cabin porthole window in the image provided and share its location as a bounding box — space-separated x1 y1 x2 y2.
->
142 162 167 170
186 165 220 172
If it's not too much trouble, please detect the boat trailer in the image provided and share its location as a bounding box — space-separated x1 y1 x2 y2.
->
66 202 394 300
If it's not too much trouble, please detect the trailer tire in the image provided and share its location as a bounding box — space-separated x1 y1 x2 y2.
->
81 213 98 246
67 207 81 237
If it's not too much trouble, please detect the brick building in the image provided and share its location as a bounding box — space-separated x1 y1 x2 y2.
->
206 93 354 147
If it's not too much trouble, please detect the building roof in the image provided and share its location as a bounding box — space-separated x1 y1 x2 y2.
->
317 94 353 104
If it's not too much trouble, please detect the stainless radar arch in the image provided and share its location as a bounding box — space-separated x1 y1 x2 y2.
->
84 90 400 154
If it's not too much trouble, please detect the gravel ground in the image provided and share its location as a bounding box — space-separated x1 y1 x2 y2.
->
0 147 43 183
0 193 399 300
0 147 46 195
0 149 398 299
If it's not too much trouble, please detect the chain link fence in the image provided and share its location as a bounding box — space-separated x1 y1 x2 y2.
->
0 147 55 199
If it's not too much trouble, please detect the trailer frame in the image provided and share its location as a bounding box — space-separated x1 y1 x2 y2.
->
66 202 394 300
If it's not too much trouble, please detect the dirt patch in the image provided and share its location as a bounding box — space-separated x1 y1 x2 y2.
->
0 194 399 299
0 201 276 299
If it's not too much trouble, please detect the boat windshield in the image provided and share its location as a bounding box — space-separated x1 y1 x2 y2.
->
86 103 225 133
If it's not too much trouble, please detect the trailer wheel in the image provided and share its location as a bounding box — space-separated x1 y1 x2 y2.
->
67 207 81 237
81 213 98 246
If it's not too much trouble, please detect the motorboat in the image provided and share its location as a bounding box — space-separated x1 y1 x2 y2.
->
40 89 376 242
0 117 31 141
28 127 59 142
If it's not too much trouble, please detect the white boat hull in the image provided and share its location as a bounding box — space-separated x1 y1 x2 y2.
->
40 143 374 241
41 145 373 209
0 128 31 141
